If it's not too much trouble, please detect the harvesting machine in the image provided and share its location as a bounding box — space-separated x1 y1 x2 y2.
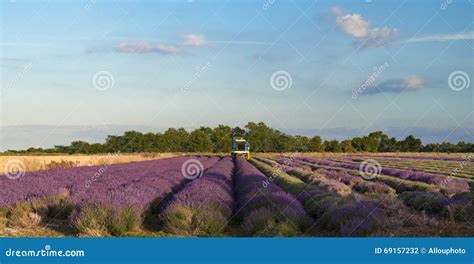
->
231 137 250 160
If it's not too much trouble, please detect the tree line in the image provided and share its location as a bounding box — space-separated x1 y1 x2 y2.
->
5 122 473 154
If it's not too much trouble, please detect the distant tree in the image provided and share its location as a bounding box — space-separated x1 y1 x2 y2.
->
232 126 246 138
308 135 323 152
274 133 293 152
13 121 472 154
162 128 189 152
379 137 399 152
399 135 422 152
104 135 126 153
122 131 145 152
324 140 342 152
245 122 276 152
341 139 355 153
293 136 310 152
212 125 232 152
88 143 105 154
70 141 91 154
456 141 474 152
351 137 363 152
142 132 158 152
198 126 214 138
421 143 438 152
187 130 213 152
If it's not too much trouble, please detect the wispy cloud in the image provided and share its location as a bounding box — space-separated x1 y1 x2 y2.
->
405 31 474 43
180 34 212 47
209 40 274 45
364 75 425 95
330 6 399 49
116 42 179 54
88 33 275 55
179 33 274 47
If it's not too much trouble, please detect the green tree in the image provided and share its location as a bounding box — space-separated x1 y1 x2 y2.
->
399 135 422 152
324 140 342 152
212 125 232 152
232 126 246 138
350 137 362 151
245 122 277 152
162 128 189 152
308 135 323 152
122 131 145 152
293 136 310 152
379 137 399 152
341 139 355 152
187 130 213 152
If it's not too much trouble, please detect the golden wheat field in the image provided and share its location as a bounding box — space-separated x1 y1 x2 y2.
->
0 153 177 174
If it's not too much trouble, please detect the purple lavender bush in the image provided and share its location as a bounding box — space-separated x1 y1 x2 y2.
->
160 157 234 236
349 154 472 162
234 157 312 236
297 157 469 193
0 156 220 235
326 199 383 236
444 191 474 222
286 168 352 195
399 191 449 214
256 158 384 236
72 156 220 236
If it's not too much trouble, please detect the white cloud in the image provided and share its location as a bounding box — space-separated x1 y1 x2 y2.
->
365 75 426 95
404 75 425 89
155 44 180 54
336 13 369 38
117 42 151 53
329 6 343 17
405 32 474 43
180 34 212 47
330 6 399 48
116 42 179 54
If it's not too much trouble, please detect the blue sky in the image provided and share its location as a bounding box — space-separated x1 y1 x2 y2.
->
1 0 473 150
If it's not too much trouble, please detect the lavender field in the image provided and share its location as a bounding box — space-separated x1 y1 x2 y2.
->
0 154 473 237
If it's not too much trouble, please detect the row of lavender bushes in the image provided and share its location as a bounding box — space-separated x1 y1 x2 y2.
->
0 156 220 236
297 157 470 194
250 158 385 236
71 156 221 236
160 157 234 236
290 157 439 194
281 156 473 221
234 157 312 236
339 156 474 179
270 157 396 196
347 154 473 163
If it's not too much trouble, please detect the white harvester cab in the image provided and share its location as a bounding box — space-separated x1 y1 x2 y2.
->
231 137 250 160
